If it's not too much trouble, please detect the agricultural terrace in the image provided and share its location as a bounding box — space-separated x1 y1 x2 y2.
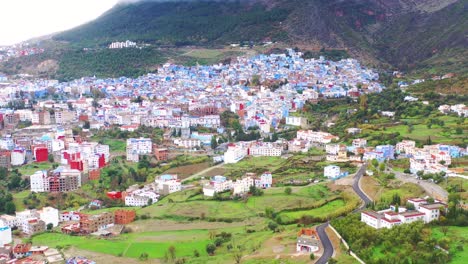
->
140 184 359 223
223 155 356 184
32 222 307 263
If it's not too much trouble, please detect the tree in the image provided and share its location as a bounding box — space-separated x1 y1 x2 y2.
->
139 252 148 261
441 226 449 236
46 223 54 231
267 222 278 232
284 187 292 195
211 136 218 149
5 202 15 215
426 136 432 145
251 75 261 86
48 154 54 163
310 253 315 260
206 244 216 255
168 245 176 261
233 250 243 264
379 163 386 172
193 250 200 257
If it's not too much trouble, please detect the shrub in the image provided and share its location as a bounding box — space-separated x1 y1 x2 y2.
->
206 244 216 255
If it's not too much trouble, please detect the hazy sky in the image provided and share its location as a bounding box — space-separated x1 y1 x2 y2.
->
0 0 118 45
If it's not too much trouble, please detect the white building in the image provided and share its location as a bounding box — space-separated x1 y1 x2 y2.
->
109 40 137 49
296 130 339 145
30 171 49 193
248 142 282 157
59 211 82 222
38 207 59 227
258 172 273 188
361 198 445 229
125 190 159 207
352 138 367 148
285 116 306 127
173 138 201 149
126 137 152 162
155 174 181 195
203 175 233 197
11 149 26 166
224 144 247 164
0 215 18 228
0 220 12 245
324 165 340 179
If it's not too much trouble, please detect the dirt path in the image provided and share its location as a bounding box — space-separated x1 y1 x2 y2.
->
183 162 225 181
393 170 448 201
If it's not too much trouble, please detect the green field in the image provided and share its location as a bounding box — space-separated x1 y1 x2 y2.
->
379 183 426 203
33 226 280 262
224 156 286 178
361 114 467 146
431 226 468 264
140 184 338 221
94 138 126 152
17 162 55 176
175 48 245 66
33 230 210 258
277 199 345 222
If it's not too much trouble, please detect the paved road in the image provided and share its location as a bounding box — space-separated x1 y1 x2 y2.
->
316 163 371 263
352 163 372 210
315 222 333 264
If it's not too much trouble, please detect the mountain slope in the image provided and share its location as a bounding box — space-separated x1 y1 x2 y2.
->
54 0 467 73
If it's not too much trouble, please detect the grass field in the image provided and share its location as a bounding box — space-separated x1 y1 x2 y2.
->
12 190 30 211
361 114 467 146
32 230 211 258
140 184 337 221
96 138 126 152
175 48 245 66
431 226 468 264
277 199 345 223
379 182 425 202
17 162 55 176
224 156 286 178
33 226 280 262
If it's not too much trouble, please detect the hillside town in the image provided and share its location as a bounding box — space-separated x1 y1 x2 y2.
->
0 48 465 264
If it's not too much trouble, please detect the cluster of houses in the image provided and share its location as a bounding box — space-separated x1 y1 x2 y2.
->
223 142 283 164
395 140 466 175
108 40 137 49
202 172 273 197
120 174 182 206
0 43 44 62
0 49 384 135
361 198 446 229
0 207 59 241
0 206 131 263
26 140 111 193
0 244 65 264
438 104 467 117
60 209 135 235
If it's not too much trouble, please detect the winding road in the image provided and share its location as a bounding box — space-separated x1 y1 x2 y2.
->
352 163 372 210
316 163 371 263
315 222 334 264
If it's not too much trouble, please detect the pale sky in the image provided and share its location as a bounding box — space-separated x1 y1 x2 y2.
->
0 0 119 45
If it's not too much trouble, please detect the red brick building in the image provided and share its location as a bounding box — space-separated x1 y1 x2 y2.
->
153 145 169 161
89 169 101 181
114 209 136 225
